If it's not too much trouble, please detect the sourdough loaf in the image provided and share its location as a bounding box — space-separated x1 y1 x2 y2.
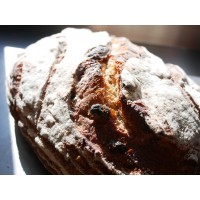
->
7 28 200 174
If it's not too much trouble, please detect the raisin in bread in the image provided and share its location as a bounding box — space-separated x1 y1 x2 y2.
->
7 28 200 174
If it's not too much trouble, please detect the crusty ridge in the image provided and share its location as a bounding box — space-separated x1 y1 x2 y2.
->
8 32 83 174
8 28 200 174
32 28 116 174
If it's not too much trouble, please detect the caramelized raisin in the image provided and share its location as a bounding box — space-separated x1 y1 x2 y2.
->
85 45 110 60
90 104 110 118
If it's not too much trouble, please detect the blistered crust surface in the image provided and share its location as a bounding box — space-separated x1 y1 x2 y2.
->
8 28 200 174
122 51 200 145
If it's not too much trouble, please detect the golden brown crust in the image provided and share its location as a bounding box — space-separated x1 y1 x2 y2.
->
67 37 200 174
7 28 200 174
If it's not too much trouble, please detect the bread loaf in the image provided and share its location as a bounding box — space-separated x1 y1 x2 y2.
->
7 28 200 174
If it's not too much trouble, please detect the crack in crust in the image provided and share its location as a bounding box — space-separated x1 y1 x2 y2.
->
36 36 67 124
67 40 150 174
67 37 200 174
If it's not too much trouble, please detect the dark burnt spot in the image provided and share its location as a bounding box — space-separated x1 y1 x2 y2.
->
122 82 133 91
141 121 150 132
85 45 110 60
109 140 127 154
158 131 165 136
75 60 101 82
90 104 110 119
69 90 76 100
77 138 87 150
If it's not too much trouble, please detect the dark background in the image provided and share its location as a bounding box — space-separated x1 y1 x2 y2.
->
1 25 200 75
